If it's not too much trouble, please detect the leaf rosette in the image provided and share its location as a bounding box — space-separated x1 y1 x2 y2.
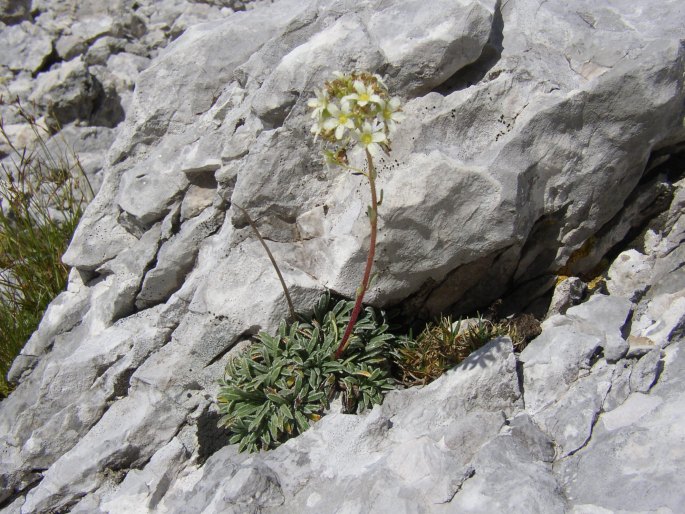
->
217 292 395 453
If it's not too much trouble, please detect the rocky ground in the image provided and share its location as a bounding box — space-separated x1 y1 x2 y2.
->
0 0 269 189
1 0 685 512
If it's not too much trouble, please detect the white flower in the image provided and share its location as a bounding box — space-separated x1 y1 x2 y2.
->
343 80 383 107
353 122 387 157
322 101 355 140
373 73 388 90
379 97 405 133
307 88 330 120
310 120 323 140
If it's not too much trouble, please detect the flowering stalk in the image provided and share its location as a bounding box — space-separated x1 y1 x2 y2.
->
307 72 404 358
334 148 378 358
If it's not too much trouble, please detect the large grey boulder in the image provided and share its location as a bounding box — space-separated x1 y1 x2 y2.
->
0 21 53 73
157 337 526 514
556 341 683 513
2 0 685 512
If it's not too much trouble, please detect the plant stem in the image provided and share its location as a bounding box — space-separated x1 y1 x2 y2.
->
335 149 378 359
234 204 296 320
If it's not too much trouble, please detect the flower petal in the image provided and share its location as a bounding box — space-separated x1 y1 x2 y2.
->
335 125 346 140
371 131 387 143
323 118 338 130
327 103 340 116
367 142 382 157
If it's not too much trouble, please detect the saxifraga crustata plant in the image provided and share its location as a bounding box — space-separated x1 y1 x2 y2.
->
308 71 404 360
217 292 395 453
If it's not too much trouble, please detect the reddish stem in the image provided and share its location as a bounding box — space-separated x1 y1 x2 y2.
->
335 149 378 359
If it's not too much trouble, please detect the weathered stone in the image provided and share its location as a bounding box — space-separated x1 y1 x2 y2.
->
628 185 685 346
557 340 685 513
629 348 662 393
561 174 675 277
606 249 654 302
7 268 90 383
116 142 190 225
3 0 685 512
631 292 685 347
28 57 104 126
41 124 117 193
368 0 495 95
55 16 117 60
62 164 140 271
602 359 633 412
71 437 190 513
564 294 633 336
20 384 187 513
136 206 224 308
446 426 566 514
534 361 613 457
0 0 31 24
84 65 127 127
520 295 631 415
181 183 216 220
84 36 128 66
188 236 321 339
547 276 587 318
0 308 173 506
603 332 629 363
169 3 225 39
116 0 309 152
105 51 150 92
0 22 54 73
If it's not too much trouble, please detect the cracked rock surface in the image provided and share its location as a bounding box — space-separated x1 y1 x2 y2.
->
2 0 685 512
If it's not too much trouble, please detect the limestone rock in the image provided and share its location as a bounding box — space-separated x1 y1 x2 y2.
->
547 276 587 318
28 57 104 127
0 0 31 25
118 0 308 151
367 0 494 95
84 36 128 66
136 206 224 308
20 384 187 513
159 338 522 513
55 16 117 60
0 308 174 506
606 249 654 301
447 423 565 514
630 196 685 347
105 52 150 92
520 294 632 415
0 22 53 73
2 0 685 512
556 340 685 513
41 125 117 193
629 348 662 393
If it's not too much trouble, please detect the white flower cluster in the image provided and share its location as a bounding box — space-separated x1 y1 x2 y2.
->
308 72 404 163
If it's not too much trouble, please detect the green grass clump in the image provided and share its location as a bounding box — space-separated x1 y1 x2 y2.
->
390 312 541 387
0 104 91 398
390 315 503 387
217 292 395 453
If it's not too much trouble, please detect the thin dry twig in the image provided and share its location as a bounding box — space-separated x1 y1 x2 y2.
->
233 203 296 320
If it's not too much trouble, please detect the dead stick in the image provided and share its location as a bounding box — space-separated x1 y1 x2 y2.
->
234 204 296 320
